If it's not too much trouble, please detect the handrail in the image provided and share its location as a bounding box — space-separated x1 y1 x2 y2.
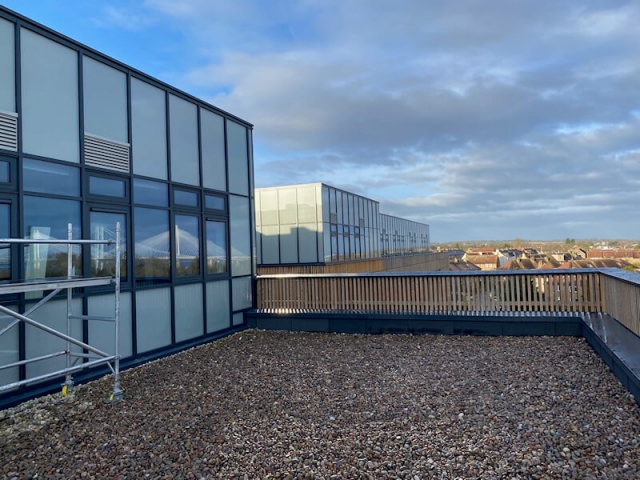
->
256 269 640 335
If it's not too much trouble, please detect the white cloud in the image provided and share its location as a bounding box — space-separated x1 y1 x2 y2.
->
140 0 640 240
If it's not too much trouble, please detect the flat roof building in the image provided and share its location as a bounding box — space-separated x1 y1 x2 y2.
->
0 6 255 397
255 183 430 266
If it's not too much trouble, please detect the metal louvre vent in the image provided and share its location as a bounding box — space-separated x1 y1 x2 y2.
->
84 133 130 173
0 110 18 152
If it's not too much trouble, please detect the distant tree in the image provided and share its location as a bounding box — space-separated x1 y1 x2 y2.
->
623 265 637 273
502 242 512 249
565 238 576 245
455 243 461 250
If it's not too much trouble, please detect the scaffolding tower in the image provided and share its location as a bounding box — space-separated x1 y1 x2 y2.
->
0 223 122 403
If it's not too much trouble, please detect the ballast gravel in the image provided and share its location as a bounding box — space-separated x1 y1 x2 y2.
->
1 331 639 479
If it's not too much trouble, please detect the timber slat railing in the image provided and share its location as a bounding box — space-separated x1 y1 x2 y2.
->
256 268 640 336
257 270 605 315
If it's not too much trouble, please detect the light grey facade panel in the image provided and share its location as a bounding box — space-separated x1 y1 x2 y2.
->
0 18 15 113
299 224 318 263
174 284 204 342
232 276 253 311
260 225 280 264
280 224 299 264
83 56 128 143
25 299 83 379
0 307 18 386
88 293 133 359
227 120 249 196
136 288 172 354
131 78 168 179
230 194 252 276
206 281 231 333
169 94 200 186
21 28 79 163
200 108 227 191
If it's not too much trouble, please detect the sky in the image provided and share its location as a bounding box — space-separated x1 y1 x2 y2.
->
3 0 640 242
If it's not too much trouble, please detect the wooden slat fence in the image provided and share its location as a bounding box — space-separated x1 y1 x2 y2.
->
256 272 605 315
599 274 640 336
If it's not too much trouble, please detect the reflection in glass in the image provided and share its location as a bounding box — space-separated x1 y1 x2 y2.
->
206 220 226 274
0 160 9 183
174 189 198 207
89 176 125 197
205 194 225 211
23 159 80 196
134 207 170 284
90 211 127 280
23 196 81 279
133 178 167 206
175 215 200 276
0 204 9 281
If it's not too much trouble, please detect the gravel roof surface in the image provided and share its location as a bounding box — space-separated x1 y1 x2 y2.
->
1 330 639 479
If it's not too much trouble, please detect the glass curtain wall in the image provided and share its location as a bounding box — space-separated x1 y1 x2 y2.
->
0 10 254 395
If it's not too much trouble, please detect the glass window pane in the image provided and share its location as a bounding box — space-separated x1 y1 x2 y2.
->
0 204 9 281
227 120 249 195
23 158 80 196
21 28 79 163
0 18 15 112
229 195 251 276
175 214 200 276
169 95 199 185
83 56 127 143
174 189 198 207
133 178 167 206
23 196 81 279
205 194 225 211
90 211 127 280
201 109 226 191
206 220 227 274
89 176 125 197
134 207 170 284
279 189 297 224
131 78 167 179
0 160 9 183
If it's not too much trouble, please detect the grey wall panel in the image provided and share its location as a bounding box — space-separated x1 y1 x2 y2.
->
0 18 15 112
297 187 316 223
0 307 18 387
278 189 297 224
131 78 167 179
280 224 298 264
169 94 200 185
230 195 252 276
88 292 133 359
206 280 230 333
174 284 204 342
83 56 128 143
232 312 243 326
298 224 318 263
200 109 226 191
227 120 249 195
260 190 278 225
232 276 253 311
21 28 79 162
260 225 280 264
25 299 83 379
136 288 171 353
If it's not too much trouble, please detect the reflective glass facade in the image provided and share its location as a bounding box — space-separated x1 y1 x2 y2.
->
255 184 429 265
0 7 254 395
